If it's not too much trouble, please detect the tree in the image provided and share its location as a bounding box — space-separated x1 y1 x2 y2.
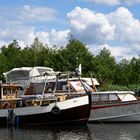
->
55 39 94 74
94 47 116 85
0 54 8 81
1 40 21 69
114 59 129 85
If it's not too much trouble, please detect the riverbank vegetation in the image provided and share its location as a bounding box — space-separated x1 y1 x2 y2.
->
0 38 139 93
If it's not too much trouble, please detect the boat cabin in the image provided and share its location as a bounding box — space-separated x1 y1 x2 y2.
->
21 79 92 106
0 83 22 109
24 79 92 96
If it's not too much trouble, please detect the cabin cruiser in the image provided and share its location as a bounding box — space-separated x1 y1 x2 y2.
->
0 72 92 126
89 91 140 122
0 74 91 126
13 76 92 126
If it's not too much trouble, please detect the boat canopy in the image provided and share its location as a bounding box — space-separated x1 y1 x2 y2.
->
3 66 55 82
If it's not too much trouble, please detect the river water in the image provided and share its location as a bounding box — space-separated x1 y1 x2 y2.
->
0 123 140 140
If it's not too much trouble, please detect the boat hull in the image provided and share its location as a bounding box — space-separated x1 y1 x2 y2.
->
0 109 8 126
89 101 140 122
14 95 91 126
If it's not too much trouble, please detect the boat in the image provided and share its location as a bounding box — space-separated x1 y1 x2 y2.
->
12 72 92 126
0 83 22 126
89 91 140 122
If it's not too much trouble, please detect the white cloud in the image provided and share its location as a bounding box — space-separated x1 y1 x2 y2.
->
0 5 67 48
17 40 26 49
0 26 35 45
67 7 115 44
83 0 140 6
19 5 57 22
48 29 70 47
35 31 50 45
89 43 140 62
36 29 70 47
0 25 70 48
0 41 8 48
68 7 140 60
0 5 57 26
84 0 120 6
107 7 140 44
124 0 140 5
68 7 140 45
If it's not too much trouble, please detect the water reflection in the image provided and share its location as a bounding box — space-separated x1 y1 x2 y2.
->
0 123 140 140
88 123 140 140
0 126 91 140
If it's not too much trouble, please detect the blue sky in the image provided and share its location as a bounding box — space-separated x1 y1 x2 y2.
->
0 0 140 61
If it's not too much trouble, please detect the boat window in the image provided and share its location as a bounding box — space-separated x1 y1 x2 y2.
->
100 94 109 102
38 68 52 74
3 87 17 96
34 83 44 94
24 83 44 95
45 82 55 93
3 88 10 96
92 94 100 102
57 81 67 90
109 94 119 101
7 70 29 81
118 93 137 101
56 81 73 93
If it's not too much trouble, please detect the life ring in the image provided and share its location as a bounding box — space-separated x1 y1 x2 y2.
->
51 106 60 115
3 101 11 109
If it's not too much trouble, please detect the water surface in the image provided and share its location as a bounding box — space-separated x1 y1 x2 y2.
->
0 123 140 140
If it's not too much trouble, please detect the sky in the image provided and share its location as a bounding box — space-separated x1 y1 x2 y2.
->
0 0 140 61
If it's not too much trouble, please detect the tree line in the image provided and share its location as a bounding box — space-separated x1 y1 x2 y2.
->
0 38 140 92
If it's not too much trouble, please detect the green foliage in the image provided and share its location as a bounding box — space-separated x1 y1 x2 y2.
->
0 38 139 92
93 48 116 86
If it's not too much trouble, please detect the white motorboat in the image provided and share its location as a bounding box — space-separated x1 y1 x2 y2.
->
89 91 140 122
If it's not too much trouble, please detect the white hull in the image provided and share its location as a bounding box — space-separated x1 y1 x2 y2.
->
13 95 90 126
0 109 8 117
89 101 140 122
14 95 89 116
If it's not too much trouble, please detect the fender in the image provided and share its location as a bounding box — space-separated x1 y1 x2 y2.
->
51 106 61 115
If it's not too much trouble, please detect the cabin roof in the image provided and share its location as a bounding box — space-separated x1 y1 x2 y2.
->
91 91 135 95
1 83 22 88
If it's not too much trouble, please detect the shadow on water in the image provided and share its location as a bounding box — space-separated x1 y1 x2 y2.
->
88 123 140 140
1 123 140 140
0 125 91 140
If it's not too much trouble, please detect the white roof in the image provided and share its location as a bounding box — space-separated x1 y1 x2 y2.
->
3 67 32 76
92 91 135 94
3 66 56 82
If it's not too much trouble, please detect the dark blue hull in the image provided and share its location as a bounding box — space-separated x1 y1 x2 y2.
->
15 103 90 127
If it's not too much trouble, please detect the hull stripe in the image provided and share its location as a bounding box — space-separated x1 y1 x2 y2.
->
92 101 140 110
